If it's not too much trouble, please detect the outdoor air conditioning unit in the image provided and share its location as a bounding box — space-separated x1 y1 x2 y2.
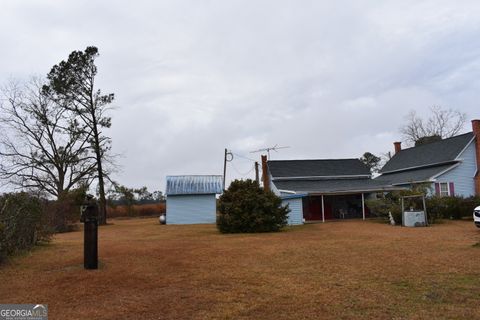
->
403 210 427 227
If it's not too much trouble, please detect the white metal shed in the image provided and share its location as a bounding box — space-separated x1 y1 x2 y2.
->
165 175 223 224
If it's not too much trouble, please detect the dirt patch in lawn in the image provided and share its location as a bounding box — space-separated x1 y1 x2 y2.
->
1 219 479 319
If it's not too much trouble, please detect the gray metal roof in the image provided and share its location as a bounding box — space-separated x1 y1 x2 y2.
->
380 132 474 173
374 163 456 185
268 159 371 178
273 178 402 194
166 175 223 195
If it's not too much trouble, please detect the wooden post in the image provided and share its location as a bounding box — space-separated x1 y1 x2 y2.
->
321 195 325 223
255 161 259 184
422 195 428 226
223 148 227 190
401 197 405 226
261 155 270 192
81 196 98 270
362 193 366 220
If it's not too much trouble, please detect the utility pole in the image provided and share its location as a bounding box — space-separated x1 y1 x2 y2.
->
223 148 227 190
223 148 233 190
255 161 259 184
261 155 270 192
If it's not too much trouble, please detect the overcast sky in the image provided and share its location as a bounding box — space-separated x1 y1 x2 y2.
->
1 0 480 192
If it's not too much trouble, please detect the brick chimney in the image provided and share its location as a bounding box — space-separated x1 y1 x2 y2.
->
261 155 270 192
394 141 402 154
472 120 480 196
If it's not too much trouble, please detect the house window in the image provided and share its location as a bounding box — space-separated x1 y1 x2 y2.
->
439 183 449 197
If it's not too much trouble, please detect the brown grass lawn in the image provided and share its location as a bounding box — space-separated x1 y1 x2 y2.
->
1 219 480 320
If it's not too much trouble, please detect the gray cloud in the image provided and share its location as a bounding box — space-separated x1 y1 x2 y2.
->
1 0 480 192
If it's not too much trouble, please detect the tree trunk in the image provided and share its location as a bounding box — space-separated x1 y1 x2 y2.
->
97 159 107 225
91 118 107 225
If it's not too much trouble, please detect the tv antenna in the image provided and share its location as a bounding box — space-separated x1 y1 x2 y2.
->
250 144 290 159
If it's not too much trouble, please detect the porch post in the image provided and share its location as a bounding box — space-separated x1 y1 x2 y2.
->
362 193 365 220
321 195 325 223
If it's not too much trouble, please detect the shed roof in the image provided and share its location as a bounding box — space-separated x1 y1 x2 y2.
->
166 175 223 195
268 159 371 179
380 132 474 173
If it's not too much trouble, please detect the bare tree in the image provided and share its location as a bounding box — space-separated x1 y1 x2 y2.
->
0 78 97 198
400 106 466 146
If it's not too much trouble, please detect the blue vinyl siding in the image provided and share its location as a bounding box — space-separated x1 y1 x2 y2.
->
167 194 217 224
393 182 436 196
436 140 477 197
282 198 304 225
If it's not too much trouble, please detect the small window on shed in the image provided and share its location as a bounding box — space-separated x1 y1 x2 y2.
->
439 182 449 197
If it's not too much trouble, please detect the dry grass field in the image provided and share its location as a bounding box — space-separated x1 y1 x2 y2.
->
1 218 480 319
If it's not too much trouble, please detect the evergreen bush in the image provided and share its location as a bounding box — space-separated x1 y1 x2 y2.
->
217 179 289 233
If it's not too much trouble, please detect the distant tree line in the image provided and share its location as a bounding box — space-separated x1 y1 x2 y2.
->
107 184 165 206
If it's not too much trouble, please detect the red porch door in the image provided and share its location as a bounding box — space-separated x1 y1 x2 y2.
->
303 196 333 221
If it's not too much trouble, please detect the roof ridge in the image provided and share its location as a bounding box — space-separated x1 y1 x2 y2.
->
398 131 473 153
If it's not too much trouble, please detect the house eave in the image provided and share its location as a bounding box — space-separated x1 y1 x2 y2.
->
272 174 371 181
379 160 459 175
390 180 432 186
306 186 407 195
278 189 297 194
454 136 476 160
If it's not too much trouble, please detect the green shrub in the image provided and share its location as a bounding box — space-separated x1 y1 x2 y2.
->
217 179 289 233
425 196 442 223
0 222 5 263
426 196 479 220
0 193 53 262
367 191 480 225
366 197 402 224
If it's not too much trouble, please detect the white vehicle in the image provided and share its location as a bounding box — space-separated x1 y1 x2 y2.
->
475 206 480 228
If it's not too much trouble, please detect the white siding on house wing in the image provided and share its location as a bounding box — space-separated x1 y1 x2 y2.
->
167 194 217 224
269 174 281 196
436 140 477 197
282 198 304 225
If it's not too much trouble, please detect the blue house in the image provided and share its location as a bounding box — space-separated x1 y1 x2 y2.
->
165 175 223 224
376 120 480 197
265 119 480 225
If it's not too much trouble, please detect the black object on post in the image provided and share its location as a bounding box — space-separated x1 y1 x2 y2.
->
80 195 98 269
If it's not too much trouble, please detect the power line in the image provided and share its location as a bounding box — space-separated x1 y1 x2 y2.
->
231 152 256 162
230 162 255 176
